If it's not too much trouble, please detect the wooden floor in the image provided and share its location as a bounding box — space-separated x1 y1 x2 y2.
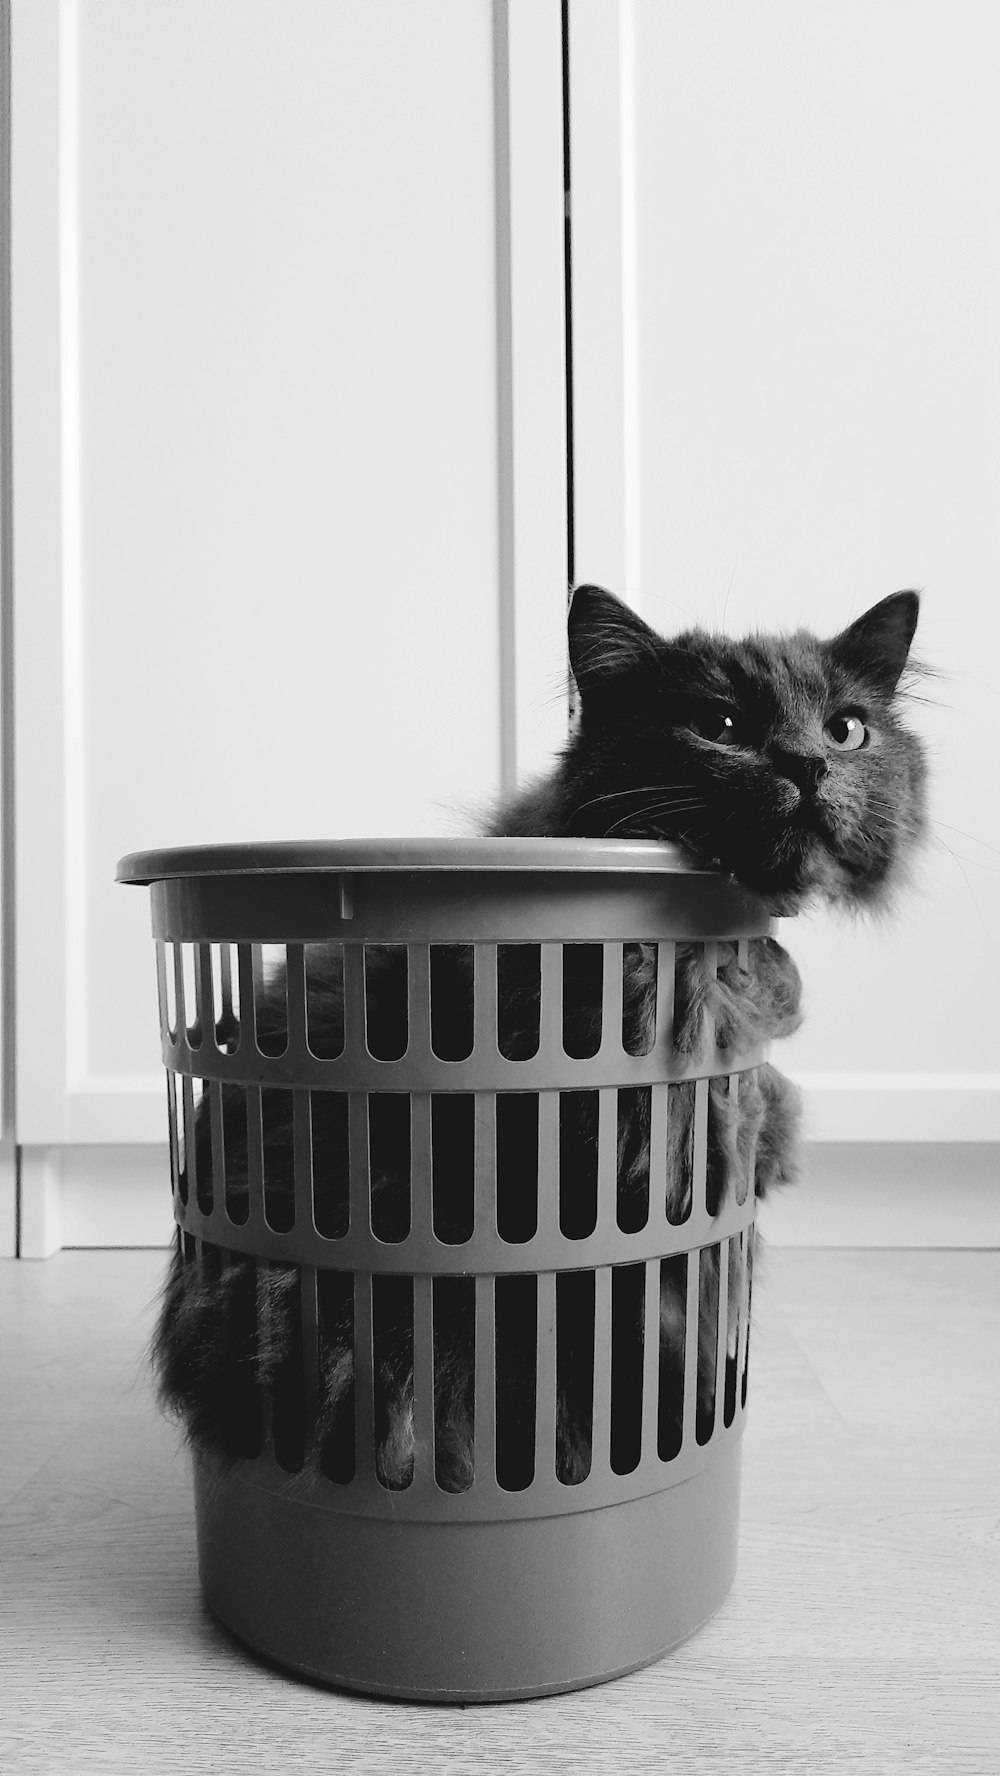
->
2 1246 997 1775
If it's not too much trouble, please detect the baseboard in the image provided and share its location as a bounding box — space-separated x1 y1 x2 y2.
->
16 1137 998 1254
791 1075 999 1142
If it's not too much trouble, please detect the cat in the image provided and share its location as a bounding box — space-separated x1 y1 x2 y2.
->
153 585 926 1489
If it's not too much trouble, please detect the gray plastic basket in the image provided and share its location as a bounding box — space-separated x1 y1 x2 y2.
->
117 838 772 1701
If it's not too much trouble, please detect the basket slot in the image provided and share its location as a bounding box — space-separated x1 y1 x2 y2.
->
304 943 345 1059
193 1079 212 1215
664 1082 695 1229
172 944 187 1048
429 944 475 1061
432 1276 475 1494
317 1270 356 1484
558 1091 598 1241
223 1090 250 1228
157 941 175 1043
561 943 603 1059
616 1085 651 1234
555 1269 595 1486
244 1087 266 1234
494 1092 538 1244
310 1091 349 1239
609 1262 644 1476
364 944 408 1061
372 1275 413 1491
166 1071 180 1203
261 1088 294 1234
253 945 288 1057
431 1093 474 1245
695 1242 722 1447
368 1094 410 1244
622 941 657 1056
267 1265 306 1475
209 942 240 1052
496 943 541 1061
195 945 214 1053
494 1275 537 1492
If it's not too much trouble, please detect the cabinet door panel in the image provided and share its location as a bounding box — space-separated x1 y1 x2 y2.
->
12 0 568 1160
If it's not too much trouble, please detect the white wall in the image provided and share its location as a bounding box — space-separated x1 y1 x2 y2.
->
571 0 1000 1140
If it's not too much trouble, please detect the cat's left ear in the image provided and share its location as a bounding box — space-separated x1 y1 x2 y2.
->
568 585 662 698
828 590 920 695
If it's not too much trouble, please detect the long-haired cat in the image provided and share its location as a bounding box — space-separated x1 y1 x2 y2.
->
154 586 926 1487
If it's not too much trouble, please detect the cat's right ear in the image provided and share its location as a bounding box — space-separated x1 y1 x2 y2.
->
828 590 920 695
568 586 662 698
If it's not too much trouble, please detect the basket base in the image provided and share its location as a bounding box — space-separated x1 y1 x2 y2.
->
194 1438 743 1702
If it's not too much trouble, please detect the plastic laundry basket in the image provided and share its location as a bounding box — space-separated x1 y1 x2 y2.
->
117 838 772 1701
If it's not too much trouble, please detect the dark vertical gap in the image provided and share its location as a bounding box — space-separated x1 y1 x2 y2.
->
433 1275 476 1494
431 1093 475 1245
494 1273 537 1491
317 1269 356 1483
372 1274 414 1491
559 1090 598 1240
495 1092 539 1244
696 1243 721 1446
610 1263 645 1475
658 1253 687 1462
555 1269 594 1484
561 0 575 591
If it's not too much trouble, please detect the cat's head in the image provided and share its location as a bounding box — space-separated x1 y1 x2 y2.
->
564 585 927 913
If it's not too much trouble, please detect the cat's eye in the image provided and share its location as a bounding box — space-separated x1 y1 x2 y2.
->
825 710 868 751
689 708 742 745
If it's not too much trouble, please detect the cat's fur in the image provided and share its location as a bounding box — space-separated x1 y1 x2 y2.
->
153 588 926 1487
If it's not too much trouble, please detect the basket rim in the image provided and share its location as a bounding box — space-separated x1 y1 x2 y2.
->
116 836 717 885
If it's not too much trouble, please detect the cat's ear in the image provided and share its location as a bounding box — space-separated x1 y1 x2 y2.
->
568 585 662 696
828 591 920 695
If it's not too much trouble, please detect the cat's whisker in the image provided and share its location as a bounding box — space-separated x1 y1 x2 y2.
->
566 784 698 826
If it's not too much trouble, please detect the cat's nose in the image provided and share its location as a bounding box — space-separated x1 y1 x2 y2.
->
773 750 829 797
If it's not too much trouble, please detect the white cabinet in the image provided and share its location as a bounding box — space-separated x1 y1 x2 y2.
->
9 0 568 1253
567 0 1000 1147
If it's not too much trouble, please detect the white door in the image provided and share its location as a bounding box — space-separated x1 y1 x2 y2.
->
9 0 569 1253
567 0 1000 1151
